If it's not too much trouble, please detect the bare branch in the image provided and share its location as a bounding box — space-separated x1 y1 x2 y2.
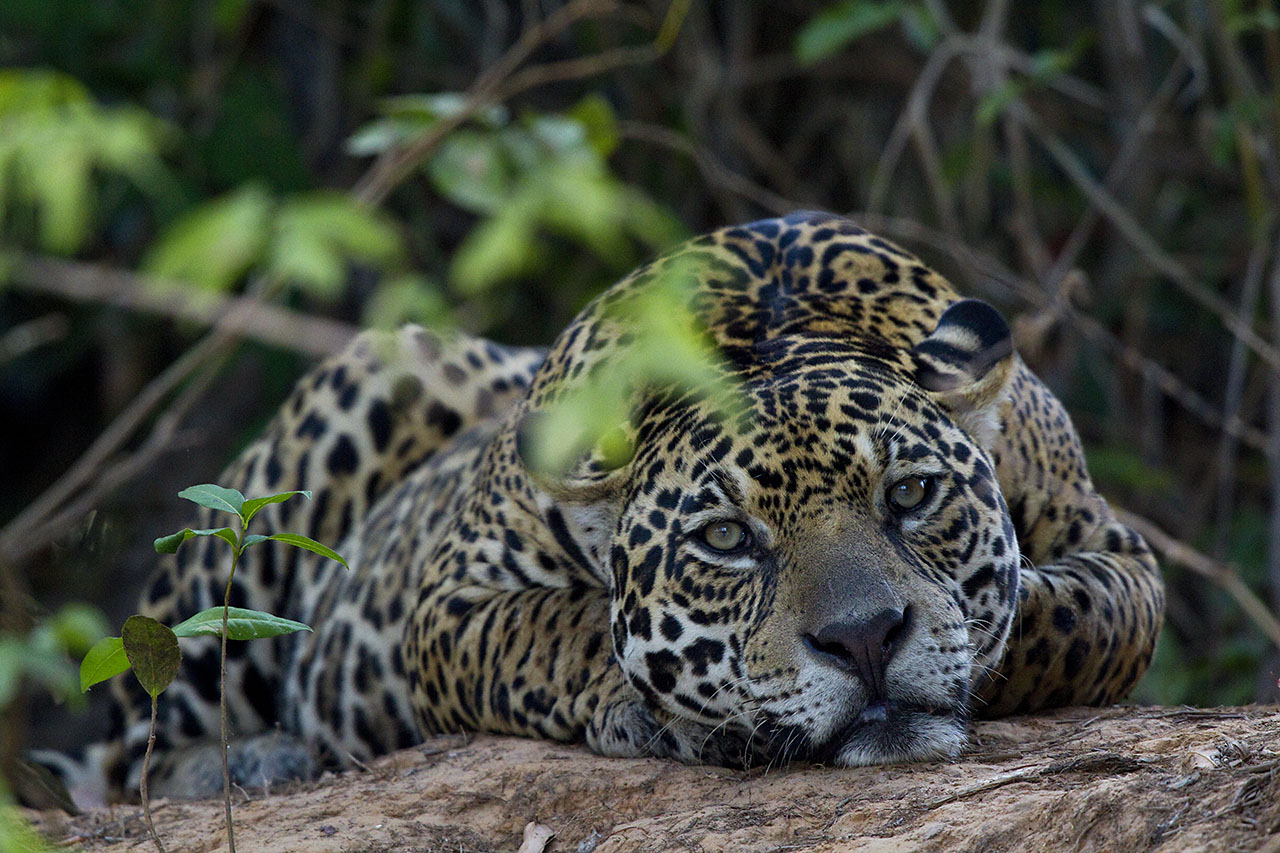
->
351 0 651 208
10 254 357 357
848 212 1275 459
491 45 657 102
0 326 233 565
618 120 797 215
0 270 302 565
1213 228 1273 555
1012 103 1280 374
867 38 963 213
0 314 69 364
1116 508 1280 655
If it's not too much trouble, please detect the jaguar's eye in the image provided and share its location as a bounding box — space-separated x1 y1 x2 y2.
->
701 520 749 552
887 476 932 512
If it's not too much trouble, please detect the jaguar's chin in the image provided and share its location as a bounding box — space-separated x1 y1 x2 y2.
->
815 703 969 767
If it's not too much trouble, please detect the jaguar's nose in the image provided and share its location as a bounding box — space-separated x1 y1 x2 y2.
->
802 606 910 695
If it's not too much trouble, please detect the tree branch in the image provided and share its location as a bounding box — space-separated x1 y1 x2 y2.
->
1116 508 1280 655
10 254 357 357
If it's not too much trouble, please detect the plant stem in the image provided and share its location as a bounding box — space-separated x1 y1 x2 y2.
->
141 695 166 853
219 539 242 853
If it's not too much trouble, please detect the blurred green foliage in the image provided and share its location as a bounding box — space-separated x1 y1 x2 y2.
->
351 92 685 298
0 69 169 253
0 605 107 712
795 0 942 64
0 605 107 849
520 254 731 476
144 186 405 299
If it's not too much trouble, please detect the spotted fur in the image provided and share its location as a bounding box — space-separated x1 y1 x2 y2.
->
101 212 1163 798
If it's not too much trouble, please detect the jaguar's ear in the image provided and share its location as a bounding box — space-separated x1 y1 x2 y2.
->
912 299 1016 448
514 409 634 505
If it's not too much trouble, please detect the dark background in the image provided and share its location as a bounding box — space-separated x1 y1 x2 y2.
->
2 0 1278 764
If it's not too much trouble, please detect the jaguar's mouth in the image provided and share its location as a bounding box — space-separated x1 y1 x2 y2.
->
740 700 968 768
816 701 969 767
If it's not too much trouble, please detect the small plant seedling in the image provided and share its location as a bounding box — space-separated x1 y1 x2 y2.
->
121 614 179 852
81 485 347 853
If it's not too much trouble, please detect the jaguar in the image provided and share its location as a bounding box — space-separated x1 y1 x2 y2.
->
95 211 1163 799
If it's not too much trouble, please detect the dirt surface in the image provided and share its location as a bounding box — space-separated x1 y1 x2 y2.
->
28 706 1280 852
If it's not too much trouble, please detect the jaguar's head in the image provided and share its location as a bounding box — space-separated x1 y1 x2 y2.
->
520 213 1023 765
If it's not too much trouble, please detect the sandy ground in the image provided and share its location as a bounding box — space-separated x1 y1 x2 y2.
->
27 705 1280 852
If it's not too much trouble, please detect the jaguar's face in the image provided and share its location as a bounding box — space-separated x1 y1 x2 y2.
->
606 360 1022 766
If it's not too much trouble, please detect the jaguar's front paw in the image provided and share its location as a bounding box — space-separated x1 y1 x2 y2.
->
587 698 749 768
147 730 317 800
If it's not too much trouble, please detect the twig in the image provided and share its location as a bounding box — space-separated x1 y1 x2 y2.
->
868 28 1108 217
1213 228 1273 554
926 754 1146 810
0 271 283 566
10 394 214 570
867 37 963 214
617 121 796 215
1115 508 1280 654
618 120 1277 463
840 212 1276 460
1268 214 1280 622
924 764 1043 808
140 697 166 853
352 0 639 208
1067 310 1273 459
0 313 69 364
1038 37 1195 303
10 254 356 358
1012 103 1280 374
909 111 961 237
491 45 658 102
0 329 231 564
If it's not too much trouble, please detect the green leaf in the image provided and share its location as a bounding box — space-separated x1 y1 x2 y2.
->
143 185 273 292
975 38 1087 127
795 0 903 65
617 186 688 252
519 253 737 475
976 79 1028 126
1028 44 1084 79
121 616 181 699
362 273 453 329
0 639 22 706
266 533 349 569
79 636 129 692
213 0 254 34
346 94 508 158
428 129 516 214
380 92 507 128
0 797 63 852
33 604 110 658
240 489 312 526
153 526 238 554
899 2 941 51
528 114 591 156
177 483 246 516
539 163 635 259
0 69 90 113
171 606 313 641
344 118 408 157
569 94 620 158
449 200 544 294
5 636 80 706
0 70 170 255
28 137 90 253
268 193 404 299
